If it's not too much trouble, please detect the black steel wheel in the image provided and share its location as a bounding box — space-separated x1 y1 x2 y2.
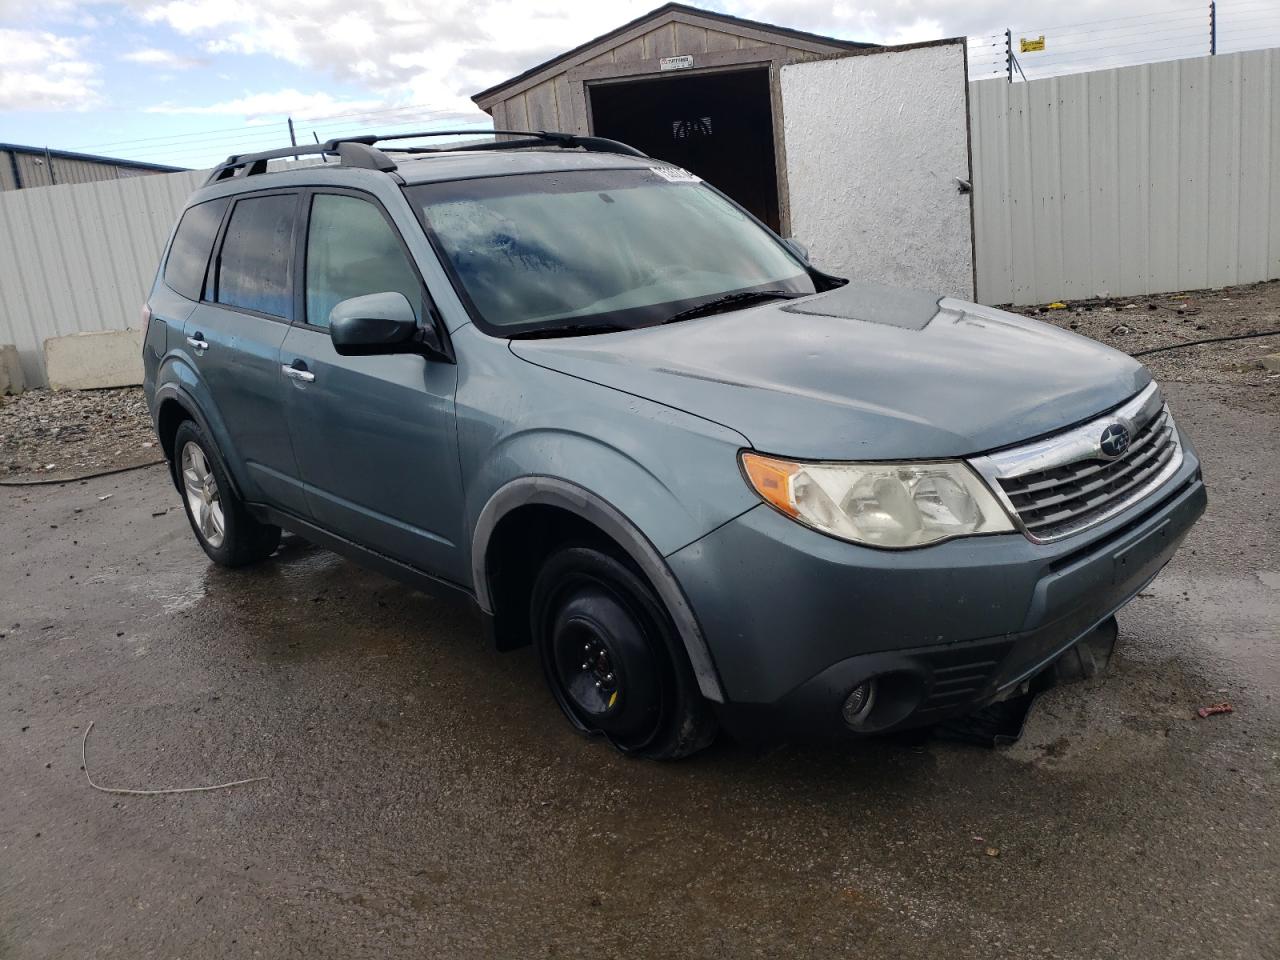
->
531 546 716 760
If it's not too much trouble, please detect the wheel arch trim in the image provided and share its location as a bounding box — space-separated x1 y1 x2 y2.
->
472 476 725 703
152 382 246 503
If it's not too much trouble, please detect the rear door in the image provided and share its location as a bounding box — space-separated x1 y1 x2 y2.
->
279 188 465 582
779 40 975 299
184 190 310 514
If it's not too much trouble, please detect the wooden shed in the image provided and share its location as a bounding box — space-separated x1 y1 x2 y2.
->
471 3 874 234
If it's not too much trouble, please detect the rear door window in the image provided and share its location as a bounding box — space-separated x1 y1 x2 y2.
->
163 196 229 300
214 193 298 319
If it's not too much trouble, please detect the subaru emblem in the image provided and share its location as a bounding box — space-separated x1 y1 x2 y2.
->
1099 423 1131 459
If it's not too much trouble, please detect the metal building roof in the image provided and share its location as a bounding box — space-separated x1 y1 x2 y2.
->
0 143 186 173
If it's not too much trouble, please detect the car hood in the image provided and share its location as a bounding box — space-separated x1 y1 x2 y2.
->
509 283 1151 460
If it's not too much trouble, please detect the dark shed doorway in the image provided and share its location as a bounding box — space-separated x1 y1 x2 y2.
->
588 68 781 232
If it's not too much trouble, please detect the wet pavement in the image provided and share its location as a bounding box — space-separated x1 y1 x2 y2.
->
2 380 1277 959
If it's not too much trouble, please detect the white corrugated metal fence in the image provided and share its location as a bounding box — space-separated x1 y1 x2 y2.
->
0 169 204 387
971 48 1280 305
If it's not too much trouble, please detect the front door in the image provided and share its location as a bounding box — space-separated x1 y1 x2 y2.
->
187 190 309 515
280 189 465 583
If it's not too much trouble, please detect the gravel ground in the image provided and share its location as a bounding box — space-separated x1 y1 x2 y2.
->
0 387 159 484
1017 278 1280 414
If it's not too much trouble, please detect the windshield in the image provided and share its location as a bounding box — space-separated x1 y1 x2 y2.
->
407 168 815 335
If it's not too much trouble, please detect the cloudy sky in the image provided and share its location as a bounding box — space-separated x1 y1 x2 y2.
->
1 0 1276 168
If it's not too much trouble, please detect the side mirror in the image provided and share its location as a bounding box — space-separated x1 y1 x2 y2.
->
783 237 810 264
329 292 423 357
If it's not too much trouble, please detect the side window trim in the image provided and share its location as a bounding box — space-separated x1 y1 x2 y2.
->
295 186 444 338
161 196 232 301
195 198 231 302
205 187 301 324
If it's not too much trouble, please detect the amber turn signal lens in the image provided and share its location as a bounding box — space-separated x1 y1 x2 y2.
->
740 452 801 518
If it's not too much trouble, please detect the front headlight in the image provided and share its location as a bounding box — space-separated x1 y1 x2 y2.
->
740 452 1014 548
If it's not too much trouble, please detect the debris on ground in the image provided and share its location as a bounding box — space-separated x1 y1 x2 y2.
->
1195 702 1234 719
81 720 267 796
933 693 1037 746
0 387 158 483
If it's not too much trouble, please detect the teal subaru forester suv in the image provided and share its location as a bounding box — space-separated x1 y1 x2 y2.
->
143 131 1206 758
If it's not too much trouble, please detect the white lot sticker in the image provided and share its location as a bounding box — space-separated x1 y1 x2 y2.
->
650 166 701 183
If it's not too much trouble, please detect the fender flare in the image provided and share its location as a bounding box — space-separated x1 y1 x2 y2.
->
151 382 246 503
471 476 726 703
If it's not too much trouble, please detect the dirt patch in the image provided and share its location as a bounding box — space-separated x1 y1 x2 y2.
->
0 387 159 483
1015 278 1280 414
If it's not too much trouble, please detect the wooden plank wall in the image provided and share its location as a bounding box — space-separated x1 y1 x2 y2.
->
493 24 818 133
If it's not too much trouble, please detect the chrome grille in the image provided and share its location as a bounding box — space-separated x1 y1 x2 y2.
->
970 383 1184 543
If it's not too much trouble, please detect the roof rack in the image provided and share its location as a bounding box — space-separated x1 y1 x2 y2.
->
204 130 649 185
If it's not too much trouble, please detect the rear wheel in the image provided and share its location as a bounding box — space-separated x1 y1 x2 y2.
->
531 546 716 760
173 420 280 567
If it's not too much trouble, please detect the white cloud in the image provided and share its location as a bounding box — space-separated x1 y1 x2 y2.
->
0 29 100 110
145 88 388 120
139 0 253 34
136 0 657 119
0 0 1238 123
126 0 1195 120
120 47 206 68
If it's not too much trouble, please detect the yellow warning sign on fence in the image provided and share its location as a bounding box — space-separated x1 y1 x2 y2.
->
1021 35 1046 52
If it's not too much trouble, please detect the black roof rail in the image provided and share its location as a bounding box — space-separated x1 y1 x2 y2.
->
204 129 648 185
336 129 649 159
205 141 395 184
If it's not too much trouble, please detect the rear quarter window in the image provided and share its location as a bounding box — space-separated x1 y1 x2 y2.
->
163 197 229 301
214 193 298 318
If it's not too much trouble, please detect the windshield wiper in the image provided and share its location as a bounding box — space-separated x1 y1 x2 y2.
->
508 320 629 340
662 289 799 325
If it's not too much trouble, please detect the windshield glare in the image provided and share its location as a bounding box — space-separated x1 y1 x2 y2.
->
408 168 814 334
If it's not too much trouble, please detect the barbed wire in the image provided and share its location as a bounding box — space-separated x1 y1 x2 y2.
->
969 1 1280 82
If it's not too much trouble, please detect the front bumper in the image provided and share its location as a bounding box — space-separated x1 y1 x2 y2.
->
666 449 1206 741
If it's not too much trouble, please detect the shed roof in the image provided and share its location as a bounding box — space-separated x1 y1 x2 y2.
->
471 2 872 107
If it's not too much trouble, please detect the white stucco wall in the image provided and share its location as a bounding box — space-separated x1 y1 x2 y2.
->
781 42 974 299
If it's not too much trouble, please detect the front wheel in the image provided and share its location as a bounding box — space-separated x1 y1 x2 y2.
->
531 546 716 760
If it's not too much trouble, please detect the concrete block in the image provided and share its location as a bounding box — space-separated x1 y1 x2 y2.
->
44 329 144 391
1261 353 1280 373
0 344 24 395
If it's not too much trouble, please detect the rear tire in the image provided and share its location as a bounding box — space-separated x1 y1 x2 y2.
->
531 546 716 760
173 420 280 568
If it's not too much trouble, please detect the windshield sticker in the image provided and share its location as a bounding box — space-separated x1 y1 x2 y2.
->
650 166 701 183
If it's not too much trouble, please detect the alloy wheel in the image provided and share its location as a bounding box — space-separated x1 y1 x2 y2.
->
180 441 226 548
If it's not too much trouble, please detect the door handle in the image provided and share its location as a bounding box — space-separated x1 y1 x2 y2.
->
186 334 209 351
282 362 315 383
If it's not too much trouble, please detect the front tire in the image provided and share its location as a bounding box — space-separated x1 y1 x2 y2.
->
531 546 716 760
173 420 280 567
